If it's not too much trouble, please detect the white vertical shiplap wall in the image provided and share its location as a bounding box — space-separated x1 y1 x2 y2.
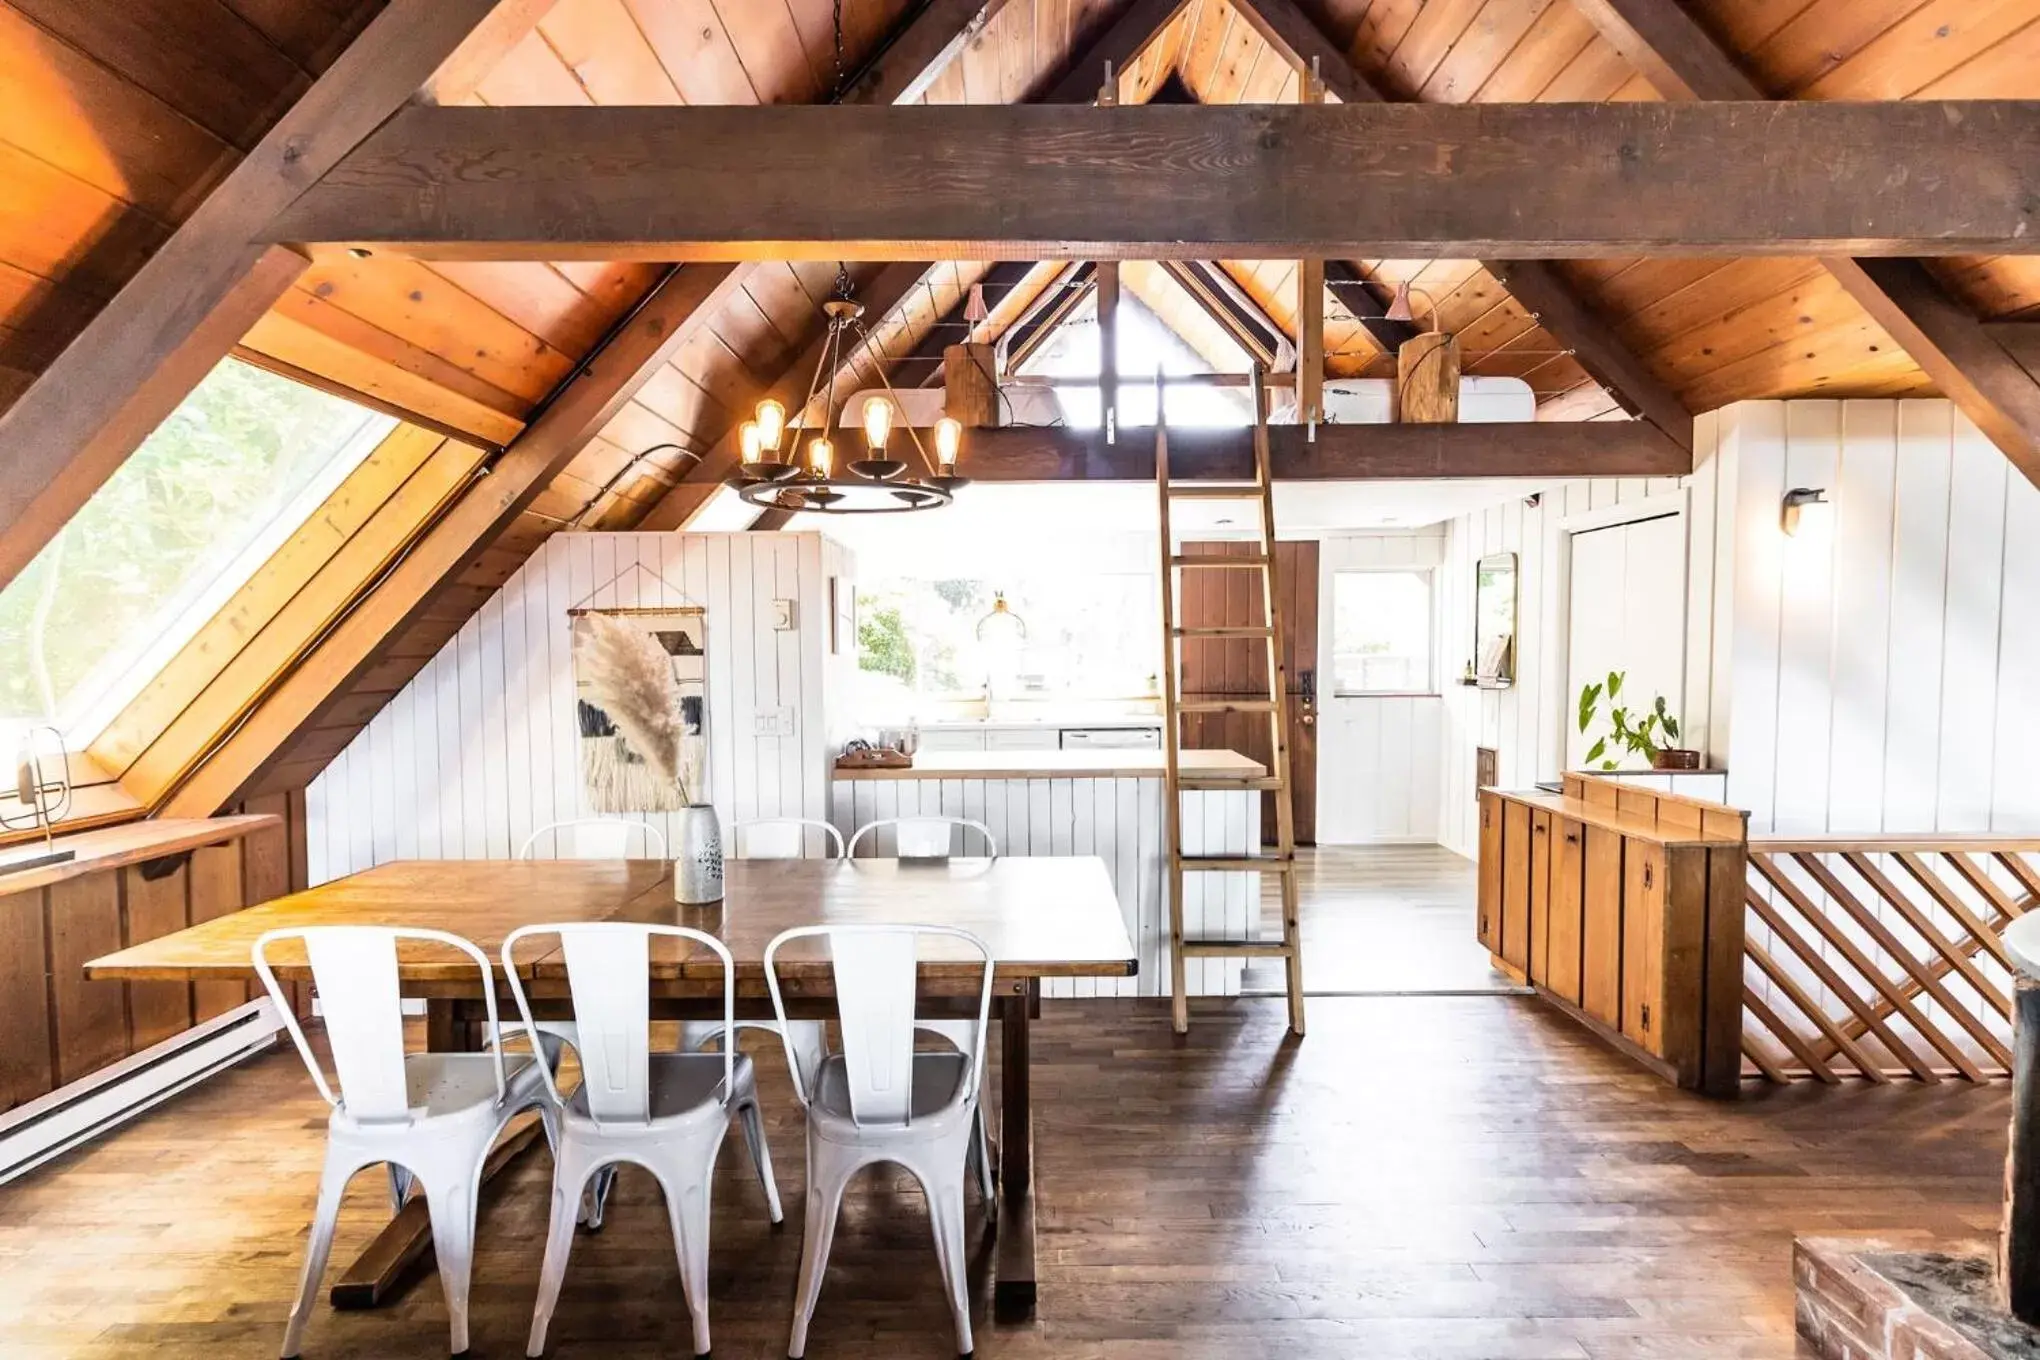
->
306 532 840 882
825 776 1259 999
1721 400 2040 835
1315 530 1447 844
1434 444 1716 857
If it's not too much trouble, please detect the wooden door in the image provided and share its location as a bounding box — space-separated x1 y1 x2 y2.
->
1178 540 1319 844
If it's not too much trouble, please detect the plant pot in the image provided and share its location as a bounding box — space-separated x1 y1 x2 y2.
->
1652 748 1702 771
673 804 723 904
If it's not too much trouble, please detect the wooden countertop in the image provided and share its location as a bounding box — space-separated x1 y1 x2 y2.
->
835 749 1268 782
1482 788 1742 847
0 815 278 897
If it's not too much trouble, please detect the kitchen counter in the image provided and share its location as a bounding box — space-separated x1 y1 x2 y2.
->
835 749 1264 781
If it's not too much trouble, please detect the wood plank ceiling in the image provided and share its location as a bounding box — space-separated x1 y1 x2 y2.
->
5 0 2040 810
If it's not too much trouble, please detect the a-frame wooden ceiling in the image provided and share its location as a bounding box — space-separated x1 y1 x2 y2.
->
3 0 2040 825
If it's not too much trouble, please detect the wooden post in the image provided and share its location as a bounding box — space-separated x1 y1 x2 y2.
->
1297 260 1325 427
943 342 999 425
1395 331 1460 423
2002 978 2040 1321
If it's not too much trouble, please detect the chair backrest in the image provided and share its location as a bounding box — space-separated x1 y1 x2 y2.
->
733 817 846 860
846 816 998 860
517 818 667 860
763 924 994 1129
500 922 734 1122
252 926 507 1122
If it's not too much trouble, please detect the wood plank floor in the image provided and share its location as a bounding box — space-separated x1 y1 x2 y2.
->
0 995 2008 1359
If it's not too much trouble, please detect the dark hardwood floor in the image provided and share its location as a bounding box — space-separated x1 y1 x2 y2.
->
0 996 2009 1359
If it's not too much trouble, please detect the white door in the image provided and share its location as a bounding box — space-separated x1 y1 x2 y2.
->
1565 513 1687 770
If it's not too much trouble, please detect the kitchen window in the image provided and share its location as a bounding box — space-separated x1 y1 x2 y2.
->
1331 569 1434 696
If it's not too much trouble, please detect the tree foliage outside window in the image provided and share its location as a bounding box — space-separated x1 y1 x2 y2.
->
1332 570 1435 695
0 359 393 733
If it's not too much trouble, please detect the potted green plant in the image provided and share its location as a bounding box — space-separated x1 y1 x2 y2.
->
1576 671 1702 771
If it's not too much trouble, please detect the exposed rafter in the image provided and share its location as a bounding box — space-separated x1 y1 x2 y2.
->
1235 0 1690 445
1561 0 2040 487
1040 0 1192 103
840 0 1020 105
268 102 2040 263
0 0 562 594
1160 262 1282 369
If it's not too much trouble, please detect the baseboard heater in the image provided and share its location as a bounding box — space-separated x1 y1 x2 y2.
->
0 998 282 1186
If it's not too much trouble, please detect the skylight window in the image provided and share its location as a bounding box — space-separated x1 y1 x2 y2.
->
0 359 396 742
1020 293 1253 428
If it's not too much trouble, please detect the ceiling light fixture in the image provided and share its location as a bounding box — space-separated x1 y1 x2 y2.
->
731 271 966 516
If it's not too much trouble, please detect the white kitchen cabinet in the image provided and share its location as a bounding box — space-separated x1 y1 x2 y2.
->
916 728 987 752
984 727 1061 751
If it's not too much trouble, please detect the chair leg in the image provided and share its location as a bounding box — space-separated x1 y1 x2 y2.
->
582 1164 618 1231
921 1164 974 1358
528 1147 596 1358
658 1144 719 1359
788 1140 853 1360
281 1151 355 1359
736 1093 784 1224
968 1109 995 1224
420 1156 482 1356
387 1162 415 1215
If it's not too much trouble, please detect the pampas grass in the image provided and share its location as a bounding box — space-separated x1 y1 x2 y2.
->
576 612 693 807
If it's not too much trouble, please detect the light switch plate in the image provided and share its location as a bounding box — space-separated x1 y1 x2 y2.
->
772 599 796 630
753 707 796 737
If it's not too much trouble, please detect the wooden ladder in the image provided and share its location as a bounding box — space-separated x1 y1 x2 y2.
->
1155 367 1305 1037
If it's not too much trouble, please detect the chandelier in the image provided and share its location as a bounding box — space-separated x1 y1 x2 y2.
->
730 275 966 516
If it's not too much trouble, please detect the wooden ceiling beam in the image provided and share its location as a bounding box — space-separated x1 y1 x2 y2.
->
1160 262 1281 369
1564 0 2040 485
270 101 2040 262
842 420 1689 481
841 0 1020 105
161 263 751 816
1237 0 1690 445
0 0 559 594
1041 0 1194 103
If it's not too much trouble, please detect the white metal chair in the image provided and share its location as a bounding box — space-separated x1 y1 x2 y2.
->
846 816 998 860
766 924 996 1360
732 816 846 861
504 922 780 1359
253 926 556 1359
517 817 668 860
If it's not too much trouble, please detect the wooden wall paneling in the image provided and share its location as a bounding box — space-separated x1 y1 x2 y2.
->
1581 824 1623 1024
0 0 554 594
46 874 128 1085
1621 840 1664 1054
1501 798 1530 971
1547 815 1584 1004
123 861 193 1049
1656 843 1709 1083
0 886 53 1109
1477 791 1501 952
188 844 250 1021
1528 807 1552 984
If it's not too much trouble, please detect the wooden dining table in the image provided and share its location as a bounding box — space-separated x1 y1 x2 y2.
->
85 854 1137 1322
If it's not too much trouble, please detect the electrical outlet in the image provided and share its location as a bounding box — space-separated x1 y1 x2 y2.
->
772 599 796 630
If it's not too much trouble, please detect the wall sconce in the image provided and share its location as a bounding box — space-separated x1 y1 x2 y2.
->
1781 487 1832 537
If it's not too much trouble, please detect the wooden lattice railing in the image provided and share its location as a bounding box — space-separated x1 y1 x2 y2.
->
1742 837 2040 1084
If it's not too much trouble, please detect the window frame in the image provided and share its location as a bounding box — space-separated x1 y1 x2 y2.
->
1329 567 1438 698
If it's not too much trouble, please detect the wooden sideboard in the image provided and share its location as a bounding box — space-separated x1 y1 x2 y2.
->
1478 773 1749 1097
0 815 288 1114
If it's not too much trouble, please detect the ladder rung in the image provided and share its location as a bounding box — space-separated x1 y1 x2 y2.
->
1166 484 1263 499
1172 625 1273 638
1178 777 1284 791
1180 939 1295 959
1176 854 1296 871
1169 554 1269 569
1176 699 1279 713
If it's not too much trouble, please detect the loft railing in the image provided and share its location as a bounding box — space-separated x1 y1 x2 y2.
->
1742 837 2040 1084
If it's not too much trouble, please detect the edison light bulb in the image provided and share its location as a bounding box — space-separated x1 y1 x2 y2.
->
861 394 894 451
809 436 833 477
755 398 786 453
934 417 962 472
739 420 763 464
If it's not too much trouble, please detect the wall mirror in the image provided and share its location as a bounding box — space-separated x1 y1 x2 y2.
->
1474 552 1517 686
